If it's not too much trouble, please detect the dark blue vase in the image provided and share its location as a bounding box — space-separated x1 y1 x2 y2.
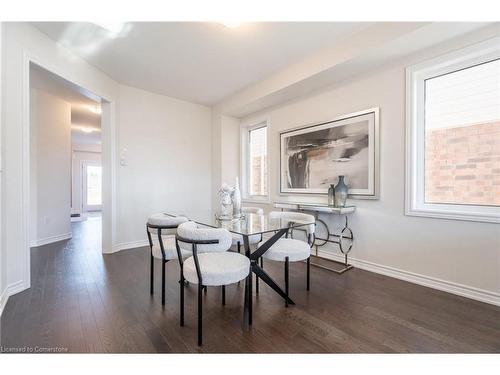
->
334 176 348 207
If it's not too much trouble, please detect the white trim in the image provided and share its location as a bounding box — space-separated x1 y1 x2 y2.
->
242 198 271 205
0 288 7 317
405 36 500 224
115 239 149 252
0 280 25 317
18 51 118 295
29 232 72 247
316 249 500 307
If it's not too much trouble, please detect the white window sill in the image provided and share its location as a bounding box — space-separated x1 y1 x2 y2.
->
242 197 271 205
405 206 500 224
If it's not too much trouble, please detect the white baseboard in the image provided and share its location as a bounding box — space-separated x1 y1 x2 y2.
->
30 232 72 247
114 239 149 252
0 287 8 317
316 249 500 307
0 280 27 317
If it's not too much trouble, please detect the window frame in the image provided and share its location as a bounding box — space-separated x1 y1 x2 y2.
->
405 36 500 224
241 120 270 203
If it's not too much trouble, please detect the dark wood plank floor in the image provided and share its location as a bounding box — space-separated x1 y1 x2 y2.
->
1 216 499 353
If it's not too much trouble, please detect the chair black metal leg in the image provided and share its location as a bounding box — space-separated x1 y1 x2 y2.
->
222 285 226 306
203 285 207 295
198 284 203 346
285 257 290 308
150 254 154 295
307 257 310 291
161 260 166 305
180 273 185 327
238 242 241 285
255 257 262 294
255 270 259 294
248 271 253 325
252 264 295 305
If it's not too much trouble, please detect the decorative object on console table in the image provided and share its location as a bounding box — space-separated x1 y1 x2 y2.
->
328 184 335 207
280 108 379 199
218 183 234 220
334 175 348 207
274 202 355 274
232 177 242 218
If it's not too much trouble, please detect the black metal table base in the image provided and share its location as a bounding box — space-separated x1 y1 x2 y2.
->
242 227 296 328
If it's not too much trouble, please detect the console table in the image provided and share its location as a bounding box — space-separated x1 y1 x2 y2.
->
274 202 355 274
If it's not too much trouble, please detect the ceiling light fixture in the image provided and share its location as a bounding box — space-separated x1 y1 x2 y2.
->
72 125 101 134
86 104 102 115
93 21 125 34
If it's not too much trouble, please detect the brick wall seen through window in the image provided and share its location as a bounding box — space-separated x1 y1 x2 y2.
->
424 59 500 206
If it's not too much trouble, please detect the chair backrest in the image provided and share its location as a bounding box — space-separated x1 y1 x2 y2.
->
242 206 264 215
147 214 188 236
269 211 316 235
176 221 232 253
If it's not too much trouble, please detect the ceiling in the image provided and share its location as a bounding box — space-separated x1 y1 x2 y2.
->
30 64 102 145
31 22 373 105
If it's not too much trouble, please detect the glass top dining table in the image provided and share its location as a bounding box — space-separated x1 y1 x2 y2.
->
164 209 315 325
164 209 313 236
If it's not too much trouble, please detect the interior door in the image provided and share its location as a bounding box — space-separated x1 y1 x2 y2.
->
82 161 102 212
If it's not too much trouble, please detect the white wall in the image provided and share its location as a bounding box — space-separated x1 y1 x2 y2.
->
220 116 240 186
30 89 72 246
211 112 240 209
71 143 102 215
0 21 6 316
219 31 500 305
116 84 212 249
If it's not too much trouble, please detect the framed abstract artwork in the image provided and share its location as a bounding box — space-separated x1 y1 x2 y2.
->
280 108 379 198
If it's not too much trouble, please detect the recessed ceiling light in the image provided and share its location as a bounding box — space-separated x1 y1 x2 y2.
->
93 21 125 34
86 104 102 115
72 125 101 134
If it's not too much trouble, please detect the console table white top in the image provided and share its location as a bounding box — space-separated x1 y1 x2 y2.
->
274 202 356 214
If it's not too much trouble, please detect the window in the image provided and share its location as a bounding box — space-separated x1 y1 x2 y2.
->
82 162 102 212
406 37 500 223
242 122 268 200
86 165 102 206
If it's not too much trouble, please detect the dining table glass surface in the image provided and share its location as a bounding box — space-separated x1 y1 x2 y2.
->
164 209 314 236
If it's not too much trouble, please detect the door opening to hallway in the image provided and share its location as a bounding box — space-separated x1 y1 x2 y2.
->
29 62 103 252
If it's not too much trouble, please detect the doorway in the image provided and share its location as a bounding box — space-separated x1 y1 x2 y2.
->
29 62 105 252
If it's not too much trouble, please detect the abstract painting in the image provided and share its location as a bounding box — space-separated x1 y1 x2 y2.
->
280 108 379 198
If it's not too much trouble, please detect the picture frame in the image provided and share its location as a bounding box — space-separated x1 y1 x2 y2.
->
279 108 379 198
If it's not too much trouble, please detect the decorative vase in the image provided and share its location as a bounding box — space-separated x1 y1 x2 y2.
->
334 176 348 207
328 184 335 207
232 177 242 218
219 183 234 220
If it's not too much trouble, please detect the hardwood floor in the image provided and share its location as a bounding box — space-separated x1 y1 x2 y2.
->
1 216 499 353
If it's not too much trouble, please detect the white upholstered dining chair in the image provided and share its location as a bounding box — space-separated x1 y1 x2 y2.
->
175 221 251 346
146 214 189 306
258 211 315 306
